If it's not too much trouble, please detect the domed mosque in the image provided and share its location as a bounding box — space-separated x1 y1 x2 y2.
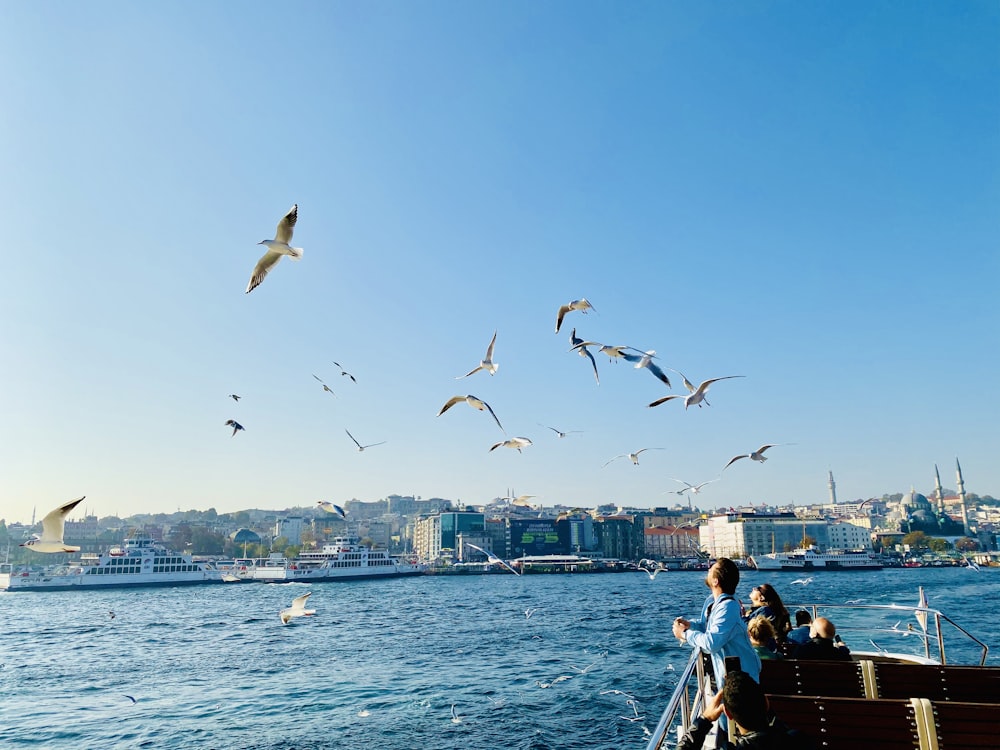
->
898 460 971 536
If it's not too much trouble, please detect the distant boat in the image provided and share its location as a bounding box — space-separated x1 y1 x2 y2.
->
748 546 883 571
248 535 424 582
0 536 226 591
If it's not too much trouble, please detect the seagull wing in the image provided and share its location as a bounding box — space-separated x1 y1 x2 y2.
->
274 204 298 244
581 347 600 384
245 250 284 294
648 395 681 408
290 592 312 610
670 479 696 490
363 441 386 449
345 430 362 449
437 396 465 417
756 444 777 455
602 455 625 468
697 375 745 395
40 496 85 542
485 330 497 359
645 360 672 388
555 304 572 333
723 455 748 471
456 365 483 379
480 399 505 433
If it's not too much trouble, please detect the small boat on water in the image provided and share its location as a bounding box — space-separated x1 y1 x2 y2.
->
0 536 225 591
643 589 996 750
748 545 883 571
249 535 424 582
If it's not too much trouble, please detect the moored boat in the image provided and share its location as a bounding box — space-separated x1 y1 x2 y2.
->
249 535 424 582
748 545 883 571
0 536 225 591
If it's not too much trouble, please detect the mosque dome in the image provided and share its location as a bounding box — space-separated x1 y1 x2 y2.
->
901 490 930 509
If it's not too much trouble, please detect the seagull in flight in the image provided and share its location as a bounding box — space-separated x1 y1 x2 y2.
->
437 395 505 433
450 704 463 724
279 592 316 625
524 608 538 619
571 341 641 362
667 369 711 406
555 298 595 333
246 204 303 294
640 564 667 580
465 543 521 576
603 448 663 468
332 362 357 383
490 437 532 453
124 695 137 705
538 424 582 438
312 374 335 396
723 444 780 471
228 394 241 402
345 429 385 452
789 577 814 586
317 501 347 520
621 350 672 388
668 478 720 495
457 330 499 378
224 419 245 436
568 328 600 385
648 375 744 409
505 494 536 507
20 496 85 553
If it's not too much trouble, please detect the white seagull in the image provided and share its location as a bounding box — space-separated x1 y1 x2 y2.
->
332 361 357 383
312 374 335 396
490 437 532 453
668 478 720 495
667 369 711 407
538 424 582 438
571 341 640 362
450 704 463 724
317 501 347 520
20 496 85 553
279 591 316 625
555 298 595 333
224 419 245 436
568 328 600 385
245 204 303 294
504 494 537 507
437 394 505 433
621 350 672 388
640 564 667 580
465 543 521 576
603 448 663 468
723 444 780 471
648 375 744 409
345 429 386 452
789 577 814 586
456 330 499 378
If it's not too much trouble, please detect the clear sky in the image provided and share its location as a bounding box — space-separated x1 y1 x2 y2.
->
2 2 997 526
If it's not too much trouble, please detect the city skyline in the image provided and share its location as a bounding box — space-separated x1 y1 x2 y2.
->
3 3 998 526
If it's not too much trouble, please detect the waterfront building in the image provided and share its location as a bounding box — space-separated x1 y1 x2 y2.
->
644 525 701 559
274 516 305 544
596 514 644 561
508 518 561 558
698 511 868 559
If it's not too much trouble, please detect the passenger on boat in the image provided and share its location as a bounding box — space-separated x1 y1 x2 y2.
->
672 558 762 686
747 616 781 660
791 617 851 661
742 583 792 641
786 610 812 645
676 669 814 750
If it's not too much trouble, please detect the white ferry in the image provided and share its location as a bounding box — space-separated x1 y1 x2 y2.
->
249 535 424 582
0 536 225 591
748 545 883 571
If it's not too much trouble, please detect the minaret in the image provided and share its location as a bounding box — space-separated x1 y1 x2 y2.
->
934 464 945 515
828 471 837 506
955 458 972 536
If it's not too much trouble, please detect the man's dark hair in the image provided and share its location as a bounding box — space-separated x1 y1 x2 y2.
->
713 557 740 594
723 670 769 732
795 609 812 626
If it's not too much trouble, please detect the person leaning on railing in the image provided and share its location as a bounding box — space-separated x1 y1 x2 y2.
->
676 669 815 750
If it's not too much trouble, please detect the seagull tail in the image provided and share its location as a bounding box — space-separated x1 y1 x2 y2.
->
286 246 304 260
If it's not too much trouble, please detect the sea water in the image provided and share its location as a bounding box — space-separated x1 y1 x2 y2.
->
1 568 997 750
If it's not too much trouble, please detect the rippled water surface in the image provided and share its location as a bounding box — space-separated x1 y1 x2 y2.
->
1 568 997 749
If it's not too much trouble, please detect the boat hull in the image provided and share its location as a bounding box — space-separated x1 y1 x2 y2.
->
0 571 222 592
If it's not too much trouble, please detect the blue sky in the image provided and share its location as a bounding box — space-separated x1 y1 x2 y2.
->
2 2 997 525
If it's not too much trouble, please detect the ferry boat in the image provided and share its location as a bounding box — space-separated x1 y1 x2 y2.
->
748 545 883 571
0 536 225 591
249 535 424 582
643 590 996 750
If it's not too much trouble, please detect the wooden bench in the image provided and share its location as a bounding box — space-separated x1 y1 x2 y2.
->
760 658 872 699
765 694 921 750
873 663 1000 703
926 700 999 750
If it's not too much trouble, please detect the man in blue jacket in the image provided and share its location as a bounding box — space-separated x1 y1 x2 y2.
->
673 558 762 686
